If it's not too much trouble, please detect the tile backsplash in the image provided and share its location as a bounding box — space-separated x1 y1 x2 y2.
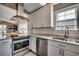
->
31 27 79 38
31 27 55 35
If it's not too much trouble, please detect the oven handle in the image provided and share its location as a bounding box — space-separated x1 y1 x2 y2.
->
13 39 29 43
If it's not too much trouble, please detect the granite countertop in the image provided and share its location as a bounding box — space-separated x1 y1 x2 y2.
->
0 35 30 41
31 34 79 46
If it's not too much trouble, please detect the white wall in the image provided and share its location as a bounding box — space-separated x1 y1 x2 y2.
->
0 4 16 24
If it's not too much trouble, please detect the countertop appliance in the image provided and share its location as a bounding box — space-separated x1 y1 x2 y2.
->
36 37 48 56
12 36 29 54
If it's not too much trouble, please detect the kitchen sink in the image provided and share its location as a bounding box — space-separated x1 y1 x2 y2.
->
53 37 79 44
75 39 79 43
53 37 68 41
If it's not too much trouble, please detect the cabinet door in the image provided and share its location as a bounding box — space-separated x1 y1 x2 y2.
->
35 8 43 27
34 10 41 27
0 42 12 56
28 4 54 28
30 13 36 27
36 4 52 27
48 45 60 56
28 14 33 27
42 4 51 27
29 37 36 53
28 12 36 28
32 12 38 27
64 50 79 56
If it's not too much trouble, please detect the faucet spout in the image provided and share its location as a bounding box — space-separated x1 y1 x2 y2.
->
64 26 69 38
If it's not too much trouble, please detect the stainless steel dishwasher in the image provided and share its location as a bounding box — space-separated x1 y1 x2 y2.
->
36 37 48 56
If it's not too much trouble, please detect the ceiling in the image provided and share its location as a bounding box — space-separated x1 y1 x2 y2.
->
0 3 47 14
0 3 16 10
24 3 59 14
0 3 59 14
24 3 43 14
0 3 59 24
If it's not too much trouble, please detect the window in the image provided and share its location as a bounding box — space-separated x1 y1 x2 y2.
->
18 20 28 36
0 25 6 37
56 8 77 30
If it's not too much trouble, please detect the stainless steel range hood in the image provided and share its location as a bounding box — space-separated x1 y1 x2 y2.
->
10 3 29 22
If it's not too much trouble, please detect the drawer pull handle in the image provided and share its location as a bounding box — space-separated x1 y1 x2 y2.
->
59 44 65 47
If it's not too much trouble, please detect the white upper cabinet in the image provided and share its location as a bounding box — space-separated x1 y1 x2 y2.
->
28 4 54 28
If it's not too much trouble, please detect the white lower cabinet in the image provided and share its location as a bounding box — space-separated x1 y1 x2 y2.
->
64 50 79 56
48 40 79 56
48 45 60 56
0 39 12 56
29 36 36 53
0 44 12 56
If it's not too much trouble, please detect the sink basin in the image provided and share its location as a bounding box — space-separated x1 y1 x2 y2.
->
52 37 79 45
53 37 68 41
75 40 79 43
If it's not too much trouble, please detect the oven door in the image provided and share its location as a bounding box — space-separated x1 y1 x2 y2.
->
13 39 29 54
14 42 22 51
22 40 29 47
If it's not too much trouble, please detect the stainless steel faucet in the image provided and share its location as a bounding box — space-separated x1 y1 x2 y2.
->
64 26 69 38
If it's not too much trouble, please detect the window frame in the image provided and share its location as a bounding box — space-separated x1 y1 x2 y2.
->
18 20 28 36
0 25 6 37
55 4 79 30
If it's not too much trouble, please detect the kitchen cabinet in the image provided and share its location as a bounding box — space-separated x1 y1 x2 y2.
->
64 50 79 56
29 36 36 53
34 8 43 27
48 45 60 56
0 38 12 56
48 40 64 56
0 44 12 56
42 4 53 27
28 4 54 28
48 40 79 56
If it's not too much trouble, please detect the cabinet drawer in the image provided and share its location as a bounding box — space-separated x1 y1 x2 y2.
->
0 39 11 44
48 40 66 48
48 45 60 56
64 50 79 56
48 40 79 54
29 36 36 53
64 43 79 54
